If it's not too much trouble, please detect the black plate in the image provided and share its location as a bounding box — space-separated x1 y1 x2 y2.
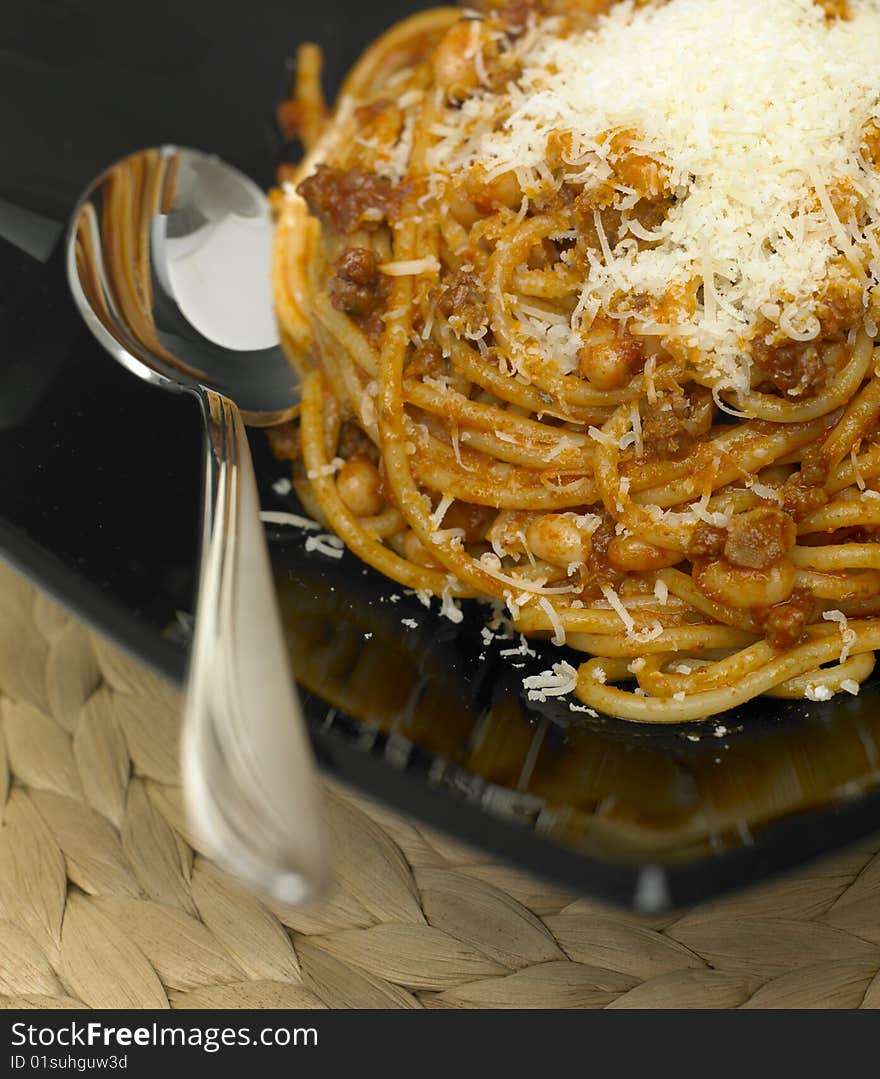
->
3 0 880 912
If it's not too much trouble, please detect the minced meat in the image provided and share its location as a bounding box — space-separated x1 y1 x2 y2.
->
298 165 404 233
638 394 697 462
330 248 388 318
436 270 488 337
752 338 826 398
723 507 796 569
687 523 727 560
764 586 815 650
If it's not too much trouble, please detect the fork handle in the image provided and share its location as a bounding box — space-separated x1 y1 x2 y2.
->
180 386 326 903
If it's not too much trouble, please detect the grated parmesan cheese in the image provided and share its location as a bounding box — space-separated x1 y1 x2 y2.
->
478 552 575 596
823 609 857 664
499 634 538 658
379 108 418 183
851 446 867 490
429 0 880 394
694 491 731 529
600 583 664 643
440 581 464 623
260 511 321 531
430 494 455 531
523 660 579 702
305 533 345 560
805 684 834 702
538 596 566 646
600 582 637 636
570 703 599 716
587 426 619 448
379 257 441 277
745 475 783 504
306 457 344 480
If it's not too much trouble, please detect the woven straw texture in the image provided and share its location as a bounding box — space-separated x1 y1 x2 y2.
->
2 560 880 1009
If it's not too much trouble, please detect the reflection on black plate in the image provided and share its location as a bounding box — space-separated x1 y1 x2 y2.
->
255 440 880 908
2 0 880 910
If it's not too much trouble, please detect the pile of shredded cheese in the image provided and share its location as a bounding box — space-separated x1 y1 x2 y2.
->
430 0 880 393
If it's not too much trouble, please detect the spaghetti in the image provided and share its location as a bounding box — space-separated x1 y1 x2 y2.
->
271 0 880 722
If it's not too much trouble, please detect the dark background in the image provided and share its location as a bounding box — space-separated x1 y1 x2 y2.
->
0 0 430 660
1 0 427 218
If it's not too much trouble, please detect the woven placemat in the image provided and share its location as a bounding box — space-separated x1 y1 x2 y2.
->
1 560 880 1009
